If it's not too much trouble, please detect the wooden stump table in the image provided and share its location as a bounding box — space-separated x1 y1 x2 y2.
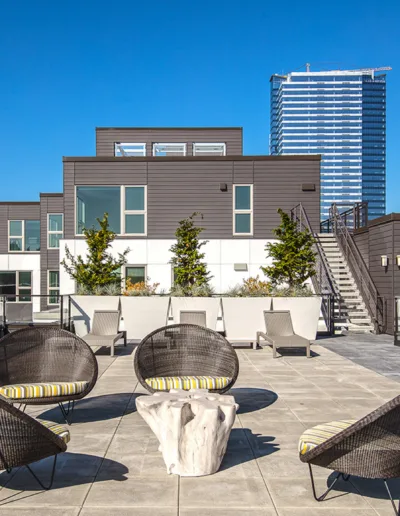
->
136 388 239 476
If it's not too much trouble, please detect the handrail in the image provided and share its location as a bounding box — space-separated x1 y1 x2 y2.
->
329 203 385 333
291 203 338 334
321 202 368 233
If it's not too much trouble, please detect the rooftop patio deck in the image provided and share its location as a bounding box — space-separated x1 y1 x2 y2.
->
1 338 400 515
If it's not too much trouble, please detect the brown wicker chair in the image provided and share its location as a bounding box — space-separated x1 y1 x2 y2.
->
0 327 98 425
134 323 239 394
0 394 68 490
299 395 400 515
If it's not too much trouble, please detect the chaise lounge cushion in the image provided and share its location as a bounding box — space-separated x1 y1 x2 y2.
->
145 376 232 391
40 420 71 444
0 381 89 400
299 419 357 455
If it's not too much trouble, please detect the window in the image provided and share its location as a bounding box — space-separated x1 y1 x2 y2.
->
153 143 186 156
233 185 253 235
125 266 146 285
76 186 121 235
48 270 60 305
8 220 40 252
115 143 146 157
48 214 63 248
193 143 226 156
123 186 146 235
0 271 32 302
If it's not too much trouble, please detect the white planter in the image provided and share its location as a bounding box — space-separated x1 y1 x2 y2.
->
271 297 322 340
120 296 170 340
70 295 121 337
169 297 221 330
221 298 272 343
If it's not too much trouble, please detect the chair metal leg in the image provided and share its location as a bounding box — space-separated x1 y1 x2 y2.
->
26 454 58 490
58 400 75 425
306 344 311 358
273 344 277 358
384 479 400 516
308 464 346 501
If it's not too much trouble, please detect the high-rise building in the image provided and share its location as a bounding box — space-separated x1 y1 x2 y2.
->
270 66 389 221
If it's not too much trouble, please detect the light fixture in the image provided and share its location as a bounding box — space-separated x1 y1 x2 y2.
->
397 255 400 266
381 255 388 267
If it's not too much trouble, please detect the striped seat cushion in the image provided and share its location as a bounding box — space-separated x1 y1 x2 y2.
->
145 376 231 391
299 419 357 455
0 381 89 400
40 420 70 444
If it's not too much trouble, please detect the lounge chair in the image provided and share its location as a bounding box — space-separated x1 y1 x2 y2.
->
0 327 98 425
0 394 69 489
179 310 207 327
134 323 239 394
299 394 400 515
256 310 311 357
82 310 126 357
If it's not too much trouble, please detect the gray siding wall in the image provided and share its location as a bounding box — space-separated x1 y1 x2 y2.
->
0 203 40 253
64 158 320 239
96 128 243 157
353 230 369 268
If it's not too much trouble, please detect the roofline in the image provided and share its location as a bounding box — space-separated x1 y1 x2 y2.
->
63 154 322 163
354 213 400 233
96 126 243 131
0 201 40 206
40 193 63 197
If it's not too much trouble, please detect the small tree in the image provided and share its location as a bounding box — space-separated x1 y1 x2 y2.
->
61 213 129 293
169 212 211 292
261 208 316 289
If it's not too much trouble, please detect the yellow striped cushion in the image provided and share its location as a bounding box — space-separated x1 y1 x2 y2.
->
0 381 88 400
40 420 70 444
299 419 357 455
145 376 231 391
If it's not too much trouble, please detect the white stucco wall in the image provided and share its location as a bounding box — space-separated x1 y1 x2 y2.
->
0 253 41 312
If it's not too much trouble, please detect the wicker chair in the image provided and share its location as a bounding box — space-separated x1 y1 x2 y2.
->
0 394 69 490
0 327 98 425
134 323 239 394
299 394 400 515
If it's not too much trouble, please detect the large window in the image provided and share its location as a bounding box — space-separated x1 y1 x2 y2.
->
76 186 146 236
0 271 32 302
193 143 226 156
48 271 60 305
48 214 63 248
125 266 146 285
123 186 146 235
115 143 146 157
153 143 186 156
8 220 40 252
233 185 253 235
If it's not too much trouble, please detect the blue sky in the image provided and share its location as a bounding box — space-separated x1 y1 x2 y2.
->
1 0 399 212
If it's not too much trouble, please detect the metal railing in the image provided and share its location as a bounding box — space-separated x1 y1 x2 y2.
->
320 202 369 233
329 203 386 333
291 203 338 334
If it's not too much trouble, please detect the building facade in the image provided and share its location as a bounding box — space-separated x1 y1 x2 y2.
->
0 127 320 311
270 68 387 221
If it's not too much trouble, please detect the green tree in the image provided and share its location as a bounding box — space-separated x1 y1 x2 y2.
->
61 213 129 293
169 212 211 292
261 208 316 289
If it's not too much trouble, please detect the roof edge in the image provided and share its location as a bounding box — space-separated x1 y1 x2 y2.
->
63 154 322 162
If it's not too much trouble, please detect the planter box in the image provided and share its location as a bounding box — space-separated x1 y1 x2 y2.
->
221 298 272 343
120 296 170 340
271 296 322 340
169 297 221 330
70 295 120 337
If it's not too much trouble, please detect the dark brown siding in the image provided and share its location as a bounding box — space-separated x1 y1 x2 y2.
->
63 157 320 239
0 203 40 253
353 230 369 267
95 128 243 157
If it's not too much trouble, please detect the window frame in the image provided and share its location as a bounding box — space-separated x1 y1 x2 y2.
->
114 142 146 157
152 142 187 157
47 214 64 249
122 185 147 236
0 270 32 302
48 270 60 305
8 220 40 253
192 142 226 156
124 265 147 286
233 184 253 236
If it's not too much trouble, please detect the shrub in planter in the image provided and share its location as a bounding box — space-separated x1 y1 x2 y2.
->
123 279 160 297
170 283 215 298
223 276 272 297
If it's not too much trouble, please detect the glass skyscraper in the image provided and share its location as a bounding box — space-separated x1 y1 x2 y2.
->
270 68 387 220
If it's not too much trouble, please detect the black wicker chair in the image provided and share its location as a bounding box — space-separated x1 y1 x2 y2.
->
299 394 400 515
0 327 98 425
0 394 68 490
134 323 239 394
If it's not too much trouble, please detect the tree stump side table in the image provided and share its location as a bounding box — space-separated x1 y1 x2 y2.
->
136 388 239 476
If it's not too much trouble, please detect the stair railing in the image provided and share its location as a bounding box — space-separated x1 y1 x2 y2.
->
329 203 385 333
291 204 338 335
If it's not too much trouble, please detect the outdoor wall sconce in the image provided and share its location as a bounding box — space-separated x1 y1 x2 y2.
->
220 183 227 192
397 255 400 266
381 255 388 267
234 263 248 271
